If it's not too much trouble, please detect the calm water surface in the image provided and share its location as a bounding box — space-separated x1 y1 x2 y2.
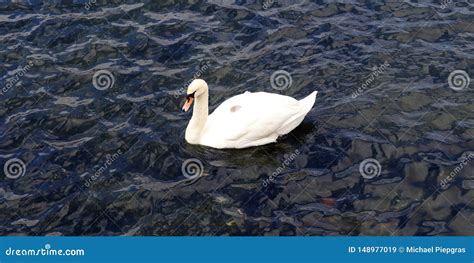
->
0 1 473 236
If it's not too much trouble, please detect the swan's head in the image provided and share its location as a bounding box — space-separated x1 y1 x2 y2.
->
182 79 208 112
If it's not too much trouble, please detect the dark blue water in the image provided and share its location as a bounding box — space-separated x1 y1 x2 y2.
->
0 1 473 236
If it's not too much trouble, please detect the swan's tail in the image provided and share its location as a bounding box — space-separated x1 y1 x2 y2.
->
299 91 318 114
276 91 318 135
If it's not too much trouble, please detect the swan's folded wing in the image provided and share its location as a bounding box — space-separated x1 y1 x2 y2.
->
206 92 302 142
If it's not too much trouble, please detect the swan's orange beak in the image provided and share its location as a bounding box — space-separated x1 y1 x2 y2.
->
182 93 194 112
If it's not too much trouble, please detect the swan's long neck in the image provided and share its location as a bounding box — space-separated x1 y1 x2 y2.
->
185 90 208 144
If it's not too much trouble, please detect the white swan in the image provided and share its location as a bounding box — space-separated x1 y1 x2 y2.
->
182 79 317 149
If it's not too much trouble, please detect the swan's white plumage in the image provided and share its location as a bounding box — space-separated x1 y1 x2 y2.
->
184 79 317 149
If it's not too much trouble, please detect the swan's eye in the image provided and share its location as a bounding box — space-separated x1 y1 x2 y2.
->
186 92 196 100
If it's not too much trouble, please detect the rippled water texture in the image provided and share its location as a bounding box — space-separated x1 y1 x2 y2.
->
0 1 473 236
